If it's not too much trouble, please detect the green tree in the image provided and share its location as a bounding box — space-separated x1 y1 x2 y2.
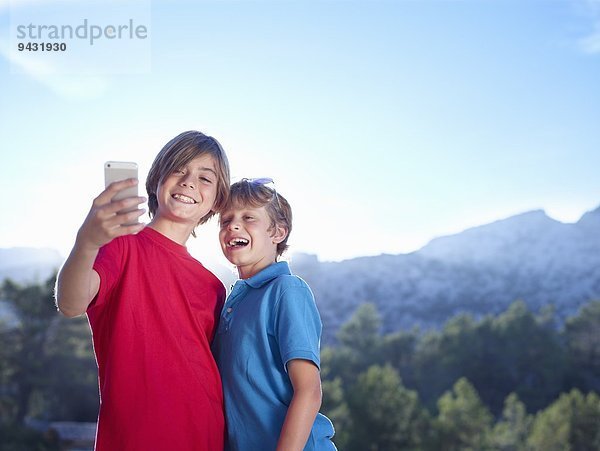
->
491 301 566 413
380 329 418 388
491 393 532 451
413 314 482 410
434 377 493 451
0 276 98 425
346 364 429 451
321 376 351 450
337 303 381 354
564 301 600 394
414 301 567 415
0 277 61 423
527 389 600 451
327 303 384 385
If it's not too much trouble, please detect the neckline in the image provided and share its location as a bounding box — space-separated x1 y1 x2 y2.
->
243 261 291 288
140 226 191 258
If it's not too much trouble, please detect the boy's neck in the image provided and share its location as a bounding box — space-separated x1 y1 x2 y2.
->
147 217 195 246
237 257 278 280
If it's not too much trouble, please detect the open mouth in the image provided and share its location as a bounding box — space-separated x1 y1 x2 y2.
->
172 193 197 204
227 238 249 248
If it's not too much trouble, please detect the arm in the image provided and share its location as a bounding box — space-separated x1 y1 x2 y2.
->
55 179 145 317
276 359 323 451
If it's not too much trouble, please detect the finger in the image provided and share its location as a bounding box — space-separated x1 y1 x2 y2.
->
113 222 145 237
94 179 139 206
102 207 146 229
103 196 147 215
118 208 147 225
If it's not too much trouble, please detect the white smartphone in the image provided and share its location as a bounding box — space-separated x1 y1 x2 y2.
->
104 161 139 220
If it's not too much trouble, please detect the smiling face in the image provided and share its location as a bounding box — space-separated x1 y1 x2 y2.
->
219 205 287 279
153 154 219 231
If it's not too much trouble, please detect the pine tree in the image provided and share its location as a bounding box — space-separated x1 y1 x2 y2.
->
434 377 494 451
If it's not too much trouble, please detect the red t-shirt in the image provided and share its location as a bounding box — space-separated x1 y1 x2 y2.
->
87 227 225 451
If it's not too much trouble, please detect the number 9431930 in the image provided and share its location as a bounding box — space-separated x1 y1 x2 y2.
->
18 42 67 51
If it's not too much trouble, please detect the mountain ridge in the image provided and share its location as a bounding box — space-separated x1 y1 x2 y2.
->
2 205 599 343
290 205 600 342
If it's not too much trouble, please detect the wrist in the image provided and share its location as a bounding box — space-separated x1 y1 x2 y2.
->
74 230 102 255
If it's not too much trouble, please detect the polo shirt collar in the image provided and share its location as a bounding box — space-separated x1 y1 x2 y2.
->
243 261 291 289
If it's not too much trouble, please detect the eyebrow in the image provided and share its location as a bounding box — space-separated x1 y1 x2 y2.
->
196 166 218 177
219 214 233 224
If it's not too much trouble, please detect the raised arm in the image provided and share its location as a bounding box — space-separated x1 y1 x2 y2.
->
56 179 146 317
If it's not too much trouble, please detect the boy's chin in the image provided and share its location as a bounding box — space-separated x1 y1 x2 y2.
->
223 252 247 268
224 255 242 266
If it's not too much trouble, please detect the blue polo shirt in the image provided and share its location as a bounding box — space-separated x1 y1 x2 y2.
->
212 261 336 451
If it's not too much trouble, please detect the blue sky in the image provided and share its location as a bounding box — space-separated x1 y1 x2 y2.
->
0 0 599 268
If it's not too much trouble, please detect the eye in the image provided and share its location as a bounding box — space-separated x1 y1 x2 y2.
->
244 215 254 221
199 176 213 184
174 169 185 175
220 218 231 227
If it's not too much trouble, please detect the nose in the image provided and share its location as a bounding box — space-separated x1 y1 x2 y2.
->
180 173 195 189
228 220 241 231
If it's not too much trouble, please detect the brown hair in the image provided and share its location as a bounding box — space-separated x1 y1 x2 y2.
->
146 131 230 233
224 179 292 257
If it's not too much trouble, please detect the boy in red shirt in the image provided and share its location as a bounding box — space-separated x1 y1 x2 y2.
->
56 131 230 450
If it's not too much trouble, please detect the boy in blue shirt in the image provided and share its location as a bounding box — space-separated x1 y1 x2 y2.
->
213 178 336 451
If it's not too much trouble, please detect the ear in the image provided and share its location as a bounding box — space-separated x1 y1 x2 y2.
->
271 224 288 244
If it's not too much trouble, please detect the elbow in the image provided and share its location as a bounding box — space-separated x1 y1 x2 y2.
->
59 308 85 318
56 297 86 318
55 282 89 318
306 382 323 412
292 382 322 412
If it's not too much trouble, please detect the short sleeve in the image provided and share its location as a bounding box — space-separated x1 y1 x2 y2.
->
275 283 323 371
88 237 125 311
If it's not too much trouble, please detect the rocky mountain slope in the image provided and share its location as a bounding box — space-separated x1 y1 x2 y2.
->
291 206 600 343
2 206 599 344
